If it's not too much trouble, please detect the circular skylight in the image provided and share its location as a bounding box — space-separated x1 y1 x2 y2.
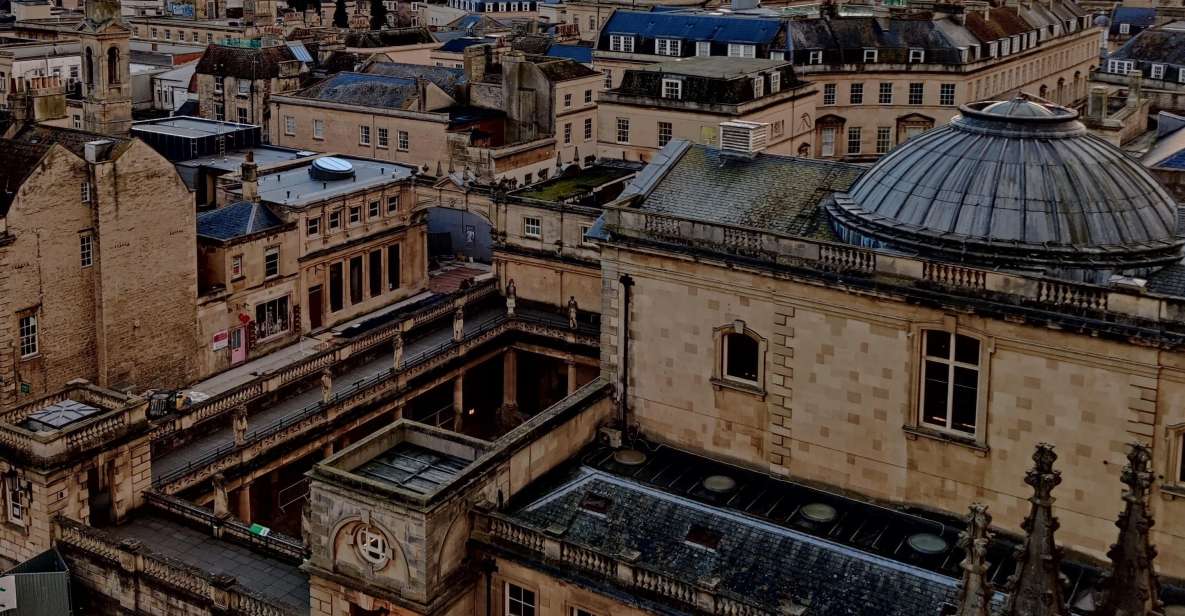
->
309 156 355 181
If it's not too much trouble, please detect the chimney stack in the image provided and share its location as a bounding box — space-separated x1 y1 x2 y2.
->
1088 85 1109 122
241 150 260 202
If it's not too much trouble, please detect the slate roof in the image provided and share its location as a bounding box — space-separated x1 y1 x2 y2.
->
360 61 468 99
447 13 508 32
195 44 300 79
196 200 285 242
6 123 130 159
600 11 781 45
545 43 593 63
1109 6 1155 35
437 36 496 53
504 465 959 616
510 33 553 55
528 55 600 82
964 6 1032 42
343 27 435 47
621 141 864 238
1110 28 1185 66
0 139 50 217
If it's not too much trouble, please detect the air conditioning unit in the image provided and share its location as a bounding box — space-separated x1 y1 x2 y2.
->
719 120 769 158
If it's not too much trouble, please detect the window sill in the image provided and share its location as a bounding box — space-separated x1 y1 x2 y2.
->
710 377 765 400
19 354 39 363
1161 484 1185 501
903 425 989 456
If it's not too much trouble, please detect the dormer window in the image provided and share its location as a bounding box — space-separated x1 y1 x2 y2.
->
808 49 823 64
609 34 634 53
752 76 764 98
863 48 878 63
770 72 781 93
686 525 721 551
661 78 682 99
1153 64 1166 80
696 41 711 57
655 38 681 56
579 493 612 515
909 48 924 63
728 43 756 58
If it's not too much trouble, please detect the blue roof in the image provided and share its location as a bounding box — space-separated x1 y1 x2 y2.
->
601 10 781 44
286 41 313 63
197 201 285 241
1156 148 1185 171
545 43 593 62
437 36 496 53
1112 7 1156 26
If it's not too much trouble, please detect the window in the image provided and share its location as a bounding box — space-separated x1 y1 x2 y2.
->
696 41 711 57
878 82 893 104
164 29 172 40
863 48 877 63
662 78 682 99
368 201 381 219
349 206 362 225
656 38 681 56
876 126 892 154
350 256 363 304
6 477 25 525
330 262 344 312
1108 59 1134 74
919 330 981 436
571 608 597 616
847 126 861 155
264 246 280 278
580 224 593 245
73 114 82 130
564 92 572 107
151 27 158 38
603 69 613 89
237 80 250 95
387 244 401 290
254 296 290 338
214 103 225 121
808 49 822 64
231 254 244 278
563 122 572 144
939 83 956 106
1152 64 1165 80
369 250 382 297
728 44 755 58
821 126 836 157
523 216 541 239
207 33 213 43
81 181 92 204
658 121 672 147
387 195 400 213
771 119 784 137
849 82 863 104
770 72 781 93
307 216 321 236
506 583 536 616
752 76 764 98
284 115 295 135
584 89 593 103
1178 68 1185 83
359 125 371 145
397 130 409 151
329 210 342 230
823 83 836 105
80 233 93 267
609 35 634 53
313 119 324 139
723 331 758 383
18 314 37 358
1119 22 1130 34
909 48 924 63
769 51 784 60
584 117 593 140
214 76 224 93
616 117 630 143
908 82 924 105
237 107 248 125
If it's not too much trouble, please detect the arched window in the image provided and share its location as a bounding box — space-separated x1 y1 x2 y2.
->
107 47 120 84
723 333 759 382
84 47 94 87
713 319 766 393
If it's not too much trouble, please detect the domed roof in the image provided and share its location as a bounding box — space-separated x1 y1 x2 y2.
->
826 95 1184 278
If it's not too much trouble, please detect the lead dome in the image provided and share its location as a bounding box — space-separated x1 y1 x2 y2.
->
825 95 1184 281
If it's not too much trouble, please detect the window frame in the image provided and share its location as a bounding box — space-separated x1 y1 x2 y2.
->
397 130 409 152
387 195 400 214
911 327 989 445
863 48 878 63
505 582 537 616
616 117 630 144
609 34 634 53
18 312 38 359
80 232 94 268
909 48 924 63
313 119 324 140
878 82 893 104
523 216 542 239
254 295 290 339
661 78 682 99
307 216 321 237
822 83 836 105
359 125 371 146
847 126 861 155
711 320 766 396
875 126 892 154
696 41 711 57
658 121 672 147
377 127 389 149
329 210 342 230
908 82 924 105
1152 64 1165 80
264 246 280 278
727 43 755 58
939 83 956 106
849 82 863 105
284 115 296 135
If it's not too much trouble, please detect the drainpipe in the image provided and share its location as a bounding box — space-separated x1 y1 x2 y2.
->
617 274 634 428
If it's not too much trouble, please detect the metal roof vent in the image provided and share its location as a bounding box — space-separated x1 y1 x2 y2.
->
613 449 647 466
309 156 355 181
702 474 737 493
718 121 768 159
800 502 837 524
906 532 948 555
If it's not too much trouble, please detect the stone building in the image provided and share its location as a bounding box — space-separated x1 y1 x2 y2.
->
194 42 304 142
0 123 198 407
194 152 427 376
128 16 256 43
78 0 134 135
596 56 816 160
1095 22 1185 114
594 1 1100 160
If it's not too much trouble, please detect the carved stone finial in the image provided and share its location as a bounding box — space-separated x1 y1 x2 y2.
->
1002 442 1068 616
1096 443 1164 616
955 503 994 616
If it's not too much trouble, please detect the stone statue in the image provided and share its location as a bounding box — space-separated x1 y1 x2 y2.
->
506 279 517 317
320 369 333 404
392 331 404 371
453 306 464 342
568 296 578 330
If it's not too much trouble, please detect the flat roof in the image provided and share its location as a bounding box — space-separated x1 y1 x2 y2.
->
255 156 417 207
176 145 312 172
133 116 255 138
640 56 789 78
353 442 470 495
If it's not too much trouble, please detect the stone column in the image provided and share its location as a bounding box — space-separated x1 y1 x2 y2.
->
232 407 248 447
212 473 229 518
236 484 251 522
320 369 333 404
566 359 577 395
453 372 465 432
321 442 334 458
500 350 518 429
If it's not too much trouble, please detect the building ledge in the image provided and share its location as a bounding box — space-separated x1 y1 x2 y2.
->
902 425 989 457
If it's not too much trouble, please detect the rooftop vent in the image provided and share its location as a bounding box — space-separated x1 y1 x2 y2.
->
309 156 355 181
718 121 768 159
906 532 948 555
702 474 736 493
799 502 837 524
613 449 647 466
84 139 116 164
